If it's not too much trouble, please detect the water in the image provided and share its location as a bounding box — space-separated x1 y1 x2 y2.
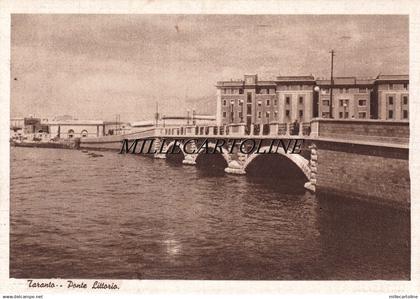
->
10 147 410 280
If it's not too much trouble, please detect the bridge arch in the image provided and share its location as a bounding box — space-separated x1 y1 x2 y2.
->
165 140 187 163
242 146 311 180
196 142 231 165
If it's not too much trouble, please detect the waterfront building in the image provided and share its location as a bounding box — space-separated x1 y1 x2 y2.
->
276 75 315 123
10 117 24 140
315 77 373 119
373 74 409 120
104 121 131 136
48 120 105 139
216 74 409 125
216 75 277 126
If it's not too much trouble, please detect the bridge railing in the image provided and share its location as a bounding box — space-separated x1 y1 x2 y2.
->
159 122 311 137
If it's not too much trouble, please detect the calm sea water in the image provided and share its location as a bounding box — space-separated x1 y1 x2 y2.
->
10 147 410 280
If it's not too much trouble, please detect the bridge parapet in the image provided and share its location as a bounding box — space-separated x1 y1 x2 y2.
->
310 118 409 145
159 122 311 138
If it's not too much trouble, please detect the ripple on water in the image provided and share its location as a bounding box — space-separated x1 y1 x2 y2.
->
9 147 410 280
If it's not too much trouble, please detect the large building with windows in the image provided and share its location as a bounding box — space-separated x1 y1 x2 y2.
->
216 74 409 125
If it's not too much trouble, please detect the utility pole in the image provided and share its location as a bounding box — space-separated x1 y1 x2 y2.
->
155 102 159 127
329 49 335 118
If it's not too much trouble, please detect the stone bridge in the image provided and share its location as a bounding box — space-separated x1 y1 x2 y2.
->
80 119 410 209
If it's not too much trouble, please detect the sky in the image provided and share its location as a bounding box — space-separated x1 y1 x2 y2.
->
11 14 408 121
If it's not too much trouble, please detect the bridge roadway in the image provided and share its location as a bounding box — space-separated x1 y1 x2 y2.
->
80 119 410 209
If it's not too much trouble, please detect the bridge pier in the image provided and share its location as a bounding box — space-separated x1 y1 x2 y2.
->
304 144 317 192
182 139 197 165
224 151 246 175
154 138 167 159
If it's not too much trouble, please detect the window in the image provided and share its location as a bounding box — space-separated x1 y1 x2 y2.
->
223 100 226 106
258 101 262 107
322 112 329 118
388 96 394 105
274 99 278 105
247 105 252 114
339 112 343 118
344 112 349 118
222 112 227 118
285 110 290 117
68 129 74 138
403 96 408 105
388 110 394 119
239 111 243 119
274 111 278 118
299 110 303 117
403 110 408 119
258 111 262 118
247 92 252 103
358 100 367 106
339 99 343 106
285 96 290 105
266 99 270 106
299 96 303 104
266 89 269 94
322 100 330 106
266 111 270 118
239 89 244 94
403 83 408 90
358 112 367 119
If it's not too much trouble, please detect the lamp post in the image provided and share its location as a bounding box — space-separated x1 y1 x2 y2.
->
239 99 244 123
329 49 335 118
187 109 190 125
192 109 196 125
230 99 234 123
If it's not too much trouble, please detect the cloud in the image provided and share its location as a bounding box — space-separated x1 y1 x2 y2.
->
11 14 408 121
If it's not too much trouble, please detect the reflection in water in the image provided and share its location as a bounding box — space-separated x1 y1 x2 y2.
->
10 147 410 280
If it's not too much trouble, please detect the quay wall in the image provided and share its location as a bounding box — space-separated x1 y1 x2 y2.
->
312 141 410 209
309 120 410 208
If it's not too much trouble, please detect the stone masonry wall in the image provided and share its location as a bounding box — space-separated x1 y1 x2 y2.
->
315 141 410 208
317 120 409 144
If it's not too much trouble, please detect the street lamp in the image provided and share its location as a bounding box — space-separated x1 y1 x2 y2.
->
230 99 234 123
239 99 244 123
187 109 190 125
192 109 196 125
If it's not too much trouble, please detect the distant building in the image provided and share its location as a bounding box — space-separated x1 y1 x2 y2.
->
316 77 373 119
48 120 105 139
373 75 409 120
103 121 130 136
276 75 315 123
216 74 409 125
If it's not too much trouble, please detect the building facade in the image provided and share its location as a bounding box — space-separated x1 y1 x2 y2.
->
48 120 105 139
373 75 409 121
216 74 409 125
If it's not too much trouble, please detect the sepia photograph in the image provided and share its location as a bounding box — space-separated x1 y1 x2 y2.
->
1 2 419 296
